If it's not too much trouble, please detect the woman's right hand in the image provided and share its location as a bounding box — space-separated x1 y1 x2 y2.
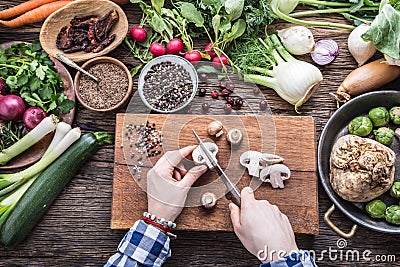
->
229 187 299 263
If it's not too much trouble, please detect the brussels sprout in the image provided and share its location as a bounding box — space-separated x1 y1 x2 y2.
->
389 107 400 125
373 127 395 146
385 205 400 225
348 116 373 137
368 107 389 127
366 199 386 219
390 181 400 198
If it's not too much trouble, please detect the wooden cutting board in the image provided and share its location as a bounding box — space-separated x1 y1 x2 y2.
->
111 114 318 235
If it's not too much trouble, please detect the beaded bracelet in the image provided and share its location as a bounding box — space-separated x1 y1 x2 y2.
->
142 212 177 239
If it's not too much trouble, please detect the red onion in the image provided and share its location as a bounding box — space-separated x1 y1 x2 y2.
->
0 94 26 121
310 39 339 66
23 107 47 130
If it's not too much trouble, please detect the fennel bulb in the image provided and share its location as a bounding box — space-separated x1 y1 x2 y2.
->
231 34 322 113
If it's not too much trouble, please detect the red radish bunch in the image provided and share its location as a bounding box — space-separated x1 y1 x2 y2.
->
212 55 229 69
184 51 201 63
149 43 166 57
204 42 216 58
23 107 47 130
130 26 147 42
167 38 185 54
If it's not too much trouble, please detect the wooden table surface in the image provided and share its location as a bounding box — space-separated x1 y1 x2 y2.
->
1 2 400 266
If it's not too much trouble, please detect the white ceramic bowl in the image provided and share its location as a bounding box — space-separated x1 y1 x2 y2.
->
138 55 198 113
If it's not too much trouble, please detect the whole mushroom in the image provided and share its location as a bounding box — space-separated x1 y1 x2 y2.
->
208 120 224 138
227 128 243 146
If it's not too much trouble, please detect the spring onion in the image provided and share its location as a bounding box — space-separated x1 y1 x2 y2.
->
43 122 71 158
0 176 36 228
0 127 81 197
0 115 58 165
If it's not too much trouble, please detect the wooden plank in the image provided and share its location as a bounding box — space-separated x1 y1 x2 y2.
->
111 114 318 234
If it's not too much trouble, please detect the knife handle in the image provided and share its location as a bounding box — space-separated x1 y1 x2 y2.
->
226 191 241 207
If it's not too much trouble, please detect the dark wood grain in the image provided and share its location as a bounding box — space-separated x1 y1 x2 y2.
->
0 1 400 267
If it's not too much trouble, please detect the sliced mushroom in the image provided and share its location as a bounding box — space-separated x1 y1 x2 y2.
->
240 151 264 178
260 153 284 167
192 142 219 169
201 192 217 209
227 128 243 146
208 120 224 138
259 164 291 189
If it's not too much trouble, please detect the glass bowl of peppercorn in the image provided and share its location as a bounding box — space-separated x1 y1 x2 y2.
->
74 56 133 112
138 55 198 113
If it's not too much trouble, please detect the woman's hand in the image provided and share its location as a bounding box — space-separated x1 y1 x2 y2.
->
229 187 299 263
147 145 208 222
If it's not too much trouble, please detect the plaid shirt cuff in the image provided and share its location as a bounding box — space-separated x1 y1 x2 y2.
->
105 220 171 267
260 250 317 267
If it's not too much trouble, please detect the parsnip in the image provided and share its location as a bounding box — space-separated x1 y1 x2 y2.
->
336 59 400 102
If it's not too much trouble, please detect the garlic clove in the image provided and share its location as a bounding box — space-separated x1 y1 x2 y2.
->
348 24 376 66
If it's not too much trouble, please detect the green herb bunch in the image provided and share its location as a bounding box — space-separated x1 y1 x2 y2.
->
0 41 74 115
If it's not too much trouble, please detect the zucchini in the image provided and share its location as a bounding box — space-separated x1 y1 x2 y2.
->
0 132 113 248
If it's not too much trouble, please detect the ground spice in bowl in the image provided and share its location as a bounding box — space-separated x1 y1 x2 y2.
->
78 62 129 110
138 55 198 113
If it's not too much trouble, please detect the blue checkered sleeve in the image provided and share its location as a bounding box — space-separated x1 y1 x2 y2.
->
105 220 171 267
260 250 317 267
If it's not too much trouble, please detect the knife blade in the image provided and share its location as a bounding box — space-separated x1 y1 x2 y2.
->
192 129 241 206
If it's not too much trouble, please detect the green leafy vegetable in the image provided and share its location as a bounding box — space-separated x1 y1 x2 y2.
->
0 41 73 116
362 4 400 60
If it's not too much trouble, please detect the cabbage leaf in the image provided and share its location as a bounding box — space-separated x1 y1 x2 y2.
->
362 4 400 59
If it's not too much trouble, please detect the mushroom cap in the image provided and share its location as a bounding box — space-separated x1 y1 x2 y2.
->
208 120 223 136
330 135 396 202
227 128 243 145
201 192 217 208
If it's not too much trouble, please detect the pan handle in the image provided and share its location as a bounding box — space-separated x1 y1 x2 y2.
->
324 204 358 238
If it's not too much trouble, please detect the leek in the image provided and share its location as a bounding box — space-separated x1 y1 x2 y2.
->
0 127 81 196
0 115 58 165
0 176 36 228
43 122 71 158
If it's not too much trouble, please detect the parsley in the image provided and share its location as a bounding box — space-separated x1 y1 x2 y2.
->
0 41 74 117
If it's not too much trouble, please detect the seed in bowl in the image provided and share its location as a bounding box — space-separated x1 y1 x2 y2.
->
78 62 128 109
142 61 193 111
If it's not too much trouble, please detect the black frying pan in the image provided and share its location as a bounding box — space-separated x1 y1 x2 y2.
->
318 90 400 235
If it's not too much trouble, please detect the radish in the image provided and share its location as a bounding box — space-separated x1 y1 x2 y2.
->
167 38 184 54
0 94 25 121
205 42 216 58
184 51 201 63
130 26 147 42
23 107 47 131
149 43 166 57
0 78 6 95
212 55 229 69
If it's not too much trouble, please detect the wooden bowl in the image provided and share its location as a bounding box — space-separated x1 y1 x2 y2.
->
74 56 133 112
39 0 128 62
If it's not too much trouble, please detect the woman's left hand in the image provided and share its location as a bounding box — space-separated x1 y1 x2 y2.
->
147 145 208 222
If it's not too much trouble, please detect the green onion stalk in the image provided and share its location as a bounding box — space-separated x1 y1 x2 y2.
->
0 115 58 165
0 127 81 197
